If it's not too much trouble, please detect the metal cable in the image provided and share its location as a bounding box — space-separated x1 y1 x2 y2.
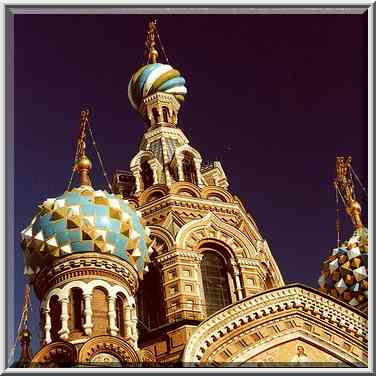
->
349 164 368 198
87 123 112 193
334 182 341 248
155 21 170 64
336 184 347 208
66 152 78 192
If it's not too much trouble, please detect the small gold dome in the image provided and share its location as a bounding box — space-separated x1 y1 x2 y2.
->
348 200 362 212
76 155 92 172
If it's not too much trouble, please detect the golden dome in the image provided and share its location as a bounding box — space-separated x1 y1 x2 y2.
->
76 155 92 172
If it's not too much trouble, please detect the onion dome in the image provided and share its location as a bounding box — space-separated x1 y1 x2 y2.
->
128 63 187 111
21 108 153 280
21 185 153 280
318 227 368 308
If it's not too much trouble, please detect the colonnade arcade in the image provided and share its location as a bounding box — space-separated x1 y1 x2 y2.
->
40 279 138 346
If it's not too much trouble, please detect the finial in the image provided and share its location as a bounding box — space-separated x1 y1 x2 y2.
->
145 20 159 64
75 109 92 187
335 156 363 229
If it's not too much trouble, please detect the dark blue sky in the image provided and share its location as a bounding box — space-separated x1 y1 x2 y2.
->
11 13 368 361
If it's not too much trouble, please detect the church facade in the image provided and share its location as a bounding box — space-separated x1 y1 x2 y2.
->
17 21 368 368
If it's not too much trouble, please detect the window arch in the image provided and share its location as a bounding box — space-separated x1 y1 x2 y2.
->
141 160 154 190
182 152 198 185
201 251 231 316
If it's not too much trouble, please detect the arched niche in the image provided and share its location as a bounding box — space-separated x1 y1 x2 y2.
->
170 181 202 199
201 186 233 203
91 287 109 337
139 184 169 206
68 287 84 336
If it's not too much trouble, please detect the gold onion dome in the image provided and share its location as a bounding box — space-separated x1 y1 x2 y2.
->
21 155 153 281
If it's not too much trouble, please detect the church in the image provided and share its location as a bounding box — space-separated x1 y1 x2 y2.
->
16 21 368 368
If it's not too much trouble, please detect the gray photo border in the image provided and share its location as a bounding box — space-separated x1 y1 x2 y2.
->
2 2 374 375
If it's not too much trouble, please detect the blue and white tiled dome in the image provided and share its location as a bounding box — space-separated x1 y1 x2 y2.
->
21 185 153 279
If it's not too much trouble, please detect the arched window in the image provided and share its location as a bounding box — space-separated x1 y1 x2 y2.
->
152 108 159 124
201 251 231 316
49 296 61 342
141 160 154 190
115 294 125 337
92 287 109 336
69 288 84 332
162 106 170 122
182 153 198 185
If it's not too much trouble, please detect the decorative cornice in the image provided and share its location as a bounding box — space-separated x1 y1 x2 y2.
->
34 253 139 299
182 284 368 364
157 249 203 264
140 126 189 147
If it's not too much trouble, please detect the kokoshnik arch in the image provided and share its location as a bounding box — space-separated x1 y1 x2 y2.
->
15 20 368 368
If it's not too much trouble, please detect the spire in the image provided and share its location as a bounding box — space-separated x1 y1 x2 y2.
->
75 109 92 187
145 20 159 64
335 156 363 229
16 284 32 367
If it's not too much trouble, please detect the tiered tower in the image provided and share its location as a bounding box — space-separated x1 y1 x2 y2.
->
112 21 285 364
20 110 153 366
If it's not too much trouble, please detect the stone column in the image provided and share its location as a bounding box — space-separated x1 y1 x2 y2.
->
83 293 93 336
231 265 243 301
58 297 70 340
193 158 204 187
176 155 184 181
148 160 160 185
130 306 138 345
107 296 118 336
124 306 132 337
44 307 52 344
130 166 142 194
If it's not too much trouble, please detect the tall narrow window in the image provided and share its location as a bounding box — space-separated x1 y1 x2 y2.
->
162 106 170 122
115 294 125 337
182 153 197 184
69 288 83 331
152 107 159 124
49 295 61 341
201 252 231 316
141 160 154 190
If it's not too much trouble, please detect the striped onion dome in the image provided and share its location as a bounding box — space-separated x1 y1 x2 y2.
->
128 63 187 111
21 185 154 280
318 227 368 308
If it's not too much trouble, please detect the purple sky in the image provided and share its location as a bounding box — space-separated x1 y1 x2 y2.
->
11 13 368 360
